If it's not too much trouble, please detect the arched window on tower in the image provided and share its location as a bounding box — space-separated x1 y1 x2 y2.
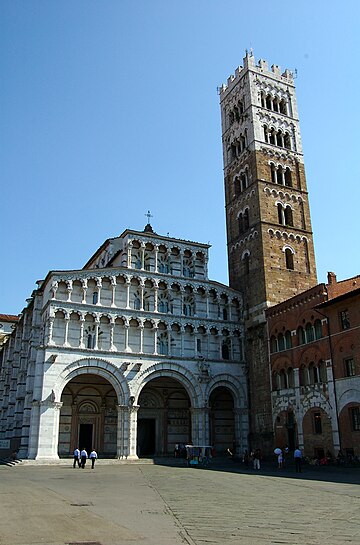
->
276 130 283 147
269 128 276 145
92 291 99 305
242 252 250 275
277 165 284 184
243 208 249 230
284 132 291 149
284 206 293 227
240 172 248 192
277 203 284 225
285 248 294 270
279 99 287 115
234 177 241 196
266 94 272 109
285 168 292 187
263 125 269 143
238 213 244 235
270 163 276 184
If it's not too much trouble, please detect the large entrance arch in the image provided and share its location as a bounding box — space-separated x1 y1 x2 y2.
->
59 373 118 457
137 376 191 457
209 386 235 455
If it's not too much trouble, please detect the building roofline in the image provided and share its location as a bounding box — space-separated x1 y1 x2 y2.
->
316 286 360 309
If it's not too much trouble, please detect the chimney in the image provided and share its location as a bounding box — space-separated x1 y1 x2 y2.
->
327 271 337 285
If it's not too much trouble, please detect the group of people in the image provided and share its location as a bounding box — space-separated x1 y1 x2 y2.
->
73 447 98 469
276 445 302 472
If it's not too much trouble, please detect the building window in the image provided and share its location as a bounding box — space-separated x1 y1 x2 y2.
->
340 310 350 330
196 338 202 353
345 358 356 377
87 334 94 349
92 291 98 305
222 341 230 360
314 412 322 434
285 248 294 270
351 407 360 431
314 319 322 339
133 295 141 311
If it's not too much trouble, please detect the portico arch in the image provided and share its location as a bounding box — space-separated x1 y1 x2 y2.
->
56 359 130 459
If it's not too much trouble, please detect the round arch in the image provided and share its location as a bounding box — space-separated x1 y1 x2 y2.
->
205 374 246 409
133 362 202 407
54 358 130 404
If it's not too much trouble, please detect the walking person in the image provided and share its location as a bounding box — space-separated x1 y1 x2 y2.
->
253 448 261 470
90 449 98 469
294 445 302 473
80 448 88 469
73 447 80 468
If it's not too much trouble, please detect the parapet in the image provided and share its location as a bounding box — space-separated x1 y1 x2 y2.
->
220 51 294 96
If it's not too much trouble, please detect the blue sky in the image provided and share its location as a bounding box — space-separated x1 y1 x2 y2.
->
1 0 360 314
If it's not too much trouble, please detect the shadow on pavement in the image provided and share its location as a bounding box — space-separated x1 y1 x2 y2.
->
149 456 360 485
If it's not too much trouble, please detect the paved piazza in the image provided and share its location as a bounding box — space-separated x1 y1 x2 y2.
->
0 461 359 545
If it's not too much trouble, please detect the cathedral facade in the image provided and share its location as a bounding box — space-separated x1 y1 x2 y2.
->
0 226 248 460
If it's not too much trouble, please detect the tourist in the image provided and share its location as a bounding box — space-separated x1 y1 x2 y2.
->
90 449 98 469
80 448 88 468
253 448 261 470
73 447 80 468
294 446 302 473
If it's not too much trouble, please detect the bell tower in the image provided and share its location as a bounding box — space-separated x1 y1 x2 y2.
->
220 51 317 451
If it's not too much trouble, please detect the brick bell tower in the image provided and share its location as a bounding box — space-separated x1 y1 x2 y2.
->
219 51 318 453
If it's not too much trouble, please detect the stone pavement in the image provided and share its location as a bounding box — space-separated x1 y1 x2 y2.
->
0 459 359 545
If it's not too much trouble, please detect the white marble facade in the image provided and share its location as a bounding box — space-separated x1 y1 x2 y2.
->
0 227 248 460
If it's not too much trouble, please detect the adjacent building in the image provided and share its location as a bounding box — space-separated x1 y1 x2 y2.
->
267 272 360 459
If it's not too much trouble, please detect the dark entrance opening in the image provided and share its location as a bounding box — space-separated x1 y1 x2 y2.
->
137 419 155 456
79 424 93 454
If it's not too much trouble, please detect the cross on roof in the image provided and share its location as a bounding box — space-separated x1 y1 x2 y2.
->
145 210 153 223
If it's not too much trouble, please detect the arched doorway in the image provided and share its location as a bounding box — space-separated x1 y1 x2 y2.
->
137 376 191 457
274 409 297 451
58 373 118 457
209 386 235 456
302 407 333 459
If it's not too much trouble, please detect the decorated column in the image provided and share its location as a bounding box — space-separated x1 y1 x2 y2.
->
116 405 130 459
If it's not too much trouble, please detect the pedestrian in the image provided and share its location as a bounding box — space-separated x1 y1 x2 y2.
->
253 448 261 470
73 447 80 468
243 449 249 469
294 445 302 473
80 448 88 468
277 450 283 469
90 449 98 469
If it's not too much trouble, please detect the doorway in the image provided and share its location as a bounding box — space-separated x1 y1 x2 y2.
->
137 419 155 456
79 424 93 454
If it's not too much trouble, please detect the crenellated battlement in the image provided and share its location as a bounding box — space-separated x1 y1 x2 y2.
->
220 51 294 96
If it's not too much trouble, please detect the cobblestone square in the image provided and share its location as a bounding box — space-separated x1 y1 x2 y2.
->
0 461 359 545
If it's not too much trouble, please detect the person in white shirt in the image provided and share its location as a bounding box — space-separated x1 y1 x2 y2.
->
90 449 98 469
80 448 88 469
294 446 302 473
73 447 80 468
